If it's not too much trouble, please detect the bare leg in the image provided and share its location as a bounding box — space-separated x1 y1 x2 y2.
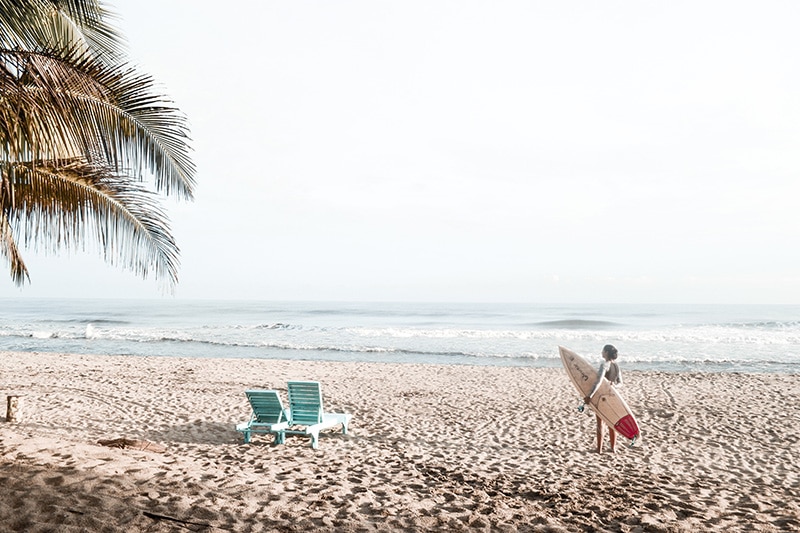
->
609 428 617 453
595 415 603 453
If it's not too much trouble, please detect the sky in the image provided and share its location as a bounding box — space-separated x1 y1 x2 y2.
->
6 1 800 303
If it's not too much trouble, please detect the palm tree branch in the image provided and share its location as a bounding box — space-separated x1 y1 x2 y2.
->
0 215 29 284
5 159 179 285
0 0 123 59
0 48 195 198
51 0 124 59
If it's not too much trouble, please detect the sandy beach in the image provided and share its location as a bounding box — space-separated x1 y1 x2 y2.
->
0 350 798 532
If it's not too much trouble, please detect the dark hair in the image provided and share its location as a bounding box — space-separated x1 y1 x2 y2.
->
603 344 618 360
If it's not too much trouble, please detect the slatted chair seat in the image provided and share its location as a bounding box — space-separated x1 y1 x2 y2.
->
235 390 290 444
285 381 352 449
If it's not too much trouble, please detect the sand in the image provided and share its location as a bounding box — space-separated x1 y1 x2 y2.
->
0 350 798 532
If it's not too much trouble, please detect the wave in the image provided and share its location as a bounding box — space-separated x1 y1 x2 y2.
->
53 326 795 363
2 310 799 373
82 334 495 360
1 330 798 372
252 323 300 330
6 322 800 347
533 319 620 329
52 318 130 326
719 320 800 330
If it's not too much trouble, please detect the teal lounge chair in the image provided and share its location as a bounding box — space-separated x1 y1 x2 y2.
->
285 381 352 449
236 390 290 444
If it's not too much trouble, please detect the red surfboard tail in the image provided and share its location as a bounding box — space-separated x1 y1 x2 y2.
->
614 415 640 440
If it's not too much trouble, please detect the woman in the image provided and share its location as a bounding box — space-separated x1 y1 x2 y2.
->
583 344 622 453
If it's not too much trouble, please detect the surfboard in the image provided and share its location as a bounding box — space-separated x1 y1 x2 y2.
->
559 345 640 443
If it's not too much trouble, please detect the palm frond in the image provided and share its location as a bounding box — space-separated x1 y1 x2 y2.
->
0 48 196 198
52 0 124 59
0 188 31 284
6 159 179 285
0 0 123 60
0 1 194 288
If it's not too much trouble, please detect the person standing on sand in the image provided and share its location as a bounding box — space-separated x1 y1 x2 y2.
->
583 344 622 453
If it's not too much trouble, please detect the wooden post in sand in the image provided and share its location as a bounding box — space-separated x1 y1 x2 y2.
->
6 395 20 423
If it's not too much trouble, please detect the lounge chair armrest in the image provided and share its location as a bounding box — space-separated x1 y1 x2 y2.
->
322 412 352 433
236 421 289 432
246 421 289 431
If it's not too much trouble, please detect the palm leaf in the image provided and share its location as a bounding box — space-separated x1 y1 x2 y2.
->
0 0 123 60
0 204 29 284
1 47 195 198
0 1 195 287
5 159 179 284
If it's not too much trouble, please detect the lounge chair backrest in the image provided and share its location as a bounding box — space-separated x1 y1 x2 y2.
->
245 390 286 424
287 381 325 425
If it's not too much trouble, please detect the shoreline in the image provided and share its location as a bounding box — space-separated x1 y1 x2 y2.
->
2 346 797 376
1 350 798 532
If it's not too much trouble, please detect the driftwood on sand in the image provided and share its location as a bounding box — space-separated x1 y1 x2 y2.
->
97 437 166 453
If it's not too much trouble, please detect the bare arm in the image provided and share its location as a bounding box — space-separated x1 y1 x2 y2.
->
585 361 607 402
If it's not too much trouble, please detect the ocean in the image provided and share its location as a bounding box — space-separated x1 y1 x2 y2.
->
0 299 798 373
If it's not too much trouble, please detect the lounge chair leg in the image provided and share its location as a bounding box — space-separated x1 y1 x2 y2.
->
310 431 319 449
243 431 251 444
